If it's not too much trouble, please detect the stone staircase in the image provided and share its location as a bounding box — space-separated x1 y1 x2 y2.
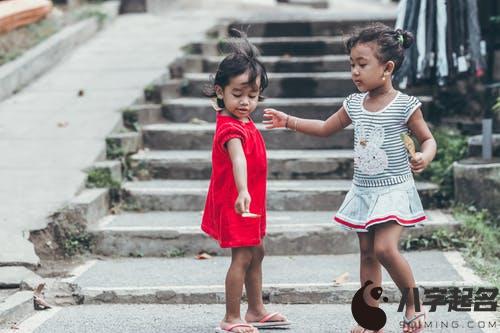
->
42 16 488 332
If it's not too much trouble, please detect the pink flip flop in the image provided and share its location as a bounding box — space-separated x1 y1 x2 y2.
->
215 323 257 333
248 312 291 328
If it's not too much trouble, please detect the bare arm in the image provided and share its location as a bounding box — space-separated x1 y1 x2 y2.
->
263 107 352 137
226 138 251 214
407 108 437 173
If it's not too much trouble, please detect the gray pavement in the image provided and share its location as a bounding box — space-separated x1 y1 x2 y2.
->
31 304 494 333
75 251 462 289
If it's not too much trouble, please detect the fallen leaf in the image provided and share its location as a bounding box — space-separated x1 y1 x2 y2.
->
195 252 212 260
333 272 349 285
190 117 208 125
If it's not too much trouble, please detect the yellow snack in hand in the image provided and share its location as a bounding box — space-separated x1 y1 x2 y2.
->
400 133 417 160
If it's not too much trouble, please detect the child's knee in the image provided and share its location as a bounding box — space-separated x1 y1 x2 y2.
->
374 245 399 263
252 245 265 261
232 248 253 267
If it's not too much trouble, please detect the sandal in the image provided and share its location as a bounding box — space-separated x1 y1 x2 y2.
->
215 323 257 333
247 312 291 328
403 308 427 333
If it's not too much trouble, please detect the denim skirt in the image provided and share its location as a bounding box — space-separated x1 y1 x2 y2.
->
333 177 427 232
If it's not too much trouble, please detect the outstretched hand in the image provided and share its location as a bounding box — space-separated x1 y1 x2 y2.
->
263 108 289 129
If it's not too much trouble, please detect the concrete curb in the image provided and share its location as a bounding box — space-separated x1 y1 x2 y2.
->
0 291 33 329
79 280 491 305
0 1 120 102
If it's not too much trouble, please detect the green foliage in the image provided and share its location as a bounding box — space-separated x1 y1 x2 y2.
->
402 205 500 289
122 109 139 131
63 229 93 257
414 127 468 207
165 248 186 258
106 139 124 159
402 229 466 251
86 168 121 189
56 217 93 257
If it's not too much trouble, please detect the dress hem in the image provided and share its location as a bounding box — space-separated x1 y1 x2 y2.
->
333 214 427 232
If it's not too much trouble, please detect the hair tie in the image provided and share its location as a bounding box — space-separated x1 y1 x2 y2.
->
397 34 404 45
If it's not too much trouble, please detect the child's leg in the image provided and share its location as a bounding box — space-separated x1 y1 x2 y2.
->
222 247 256 333
358 231 382 303
244 245 287 323
352 232 383 333
373 222 424 332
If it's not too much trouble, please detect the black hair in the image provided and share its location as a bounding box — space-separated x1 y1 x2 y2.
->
345 23 414 74
204 29 269 109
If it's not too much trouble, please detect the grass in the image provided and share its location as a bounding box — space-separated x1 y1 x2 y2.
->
402 205 500 291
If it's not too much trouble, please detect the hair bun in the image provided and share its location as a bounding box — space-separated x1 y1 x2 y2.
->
395 29 414 49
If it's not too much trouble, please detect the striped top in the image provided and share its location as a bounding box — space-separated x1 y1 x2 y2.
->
343 91 421 187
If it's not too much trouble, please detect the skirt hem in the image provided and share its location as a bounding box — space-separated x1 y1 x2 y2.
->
333 214 427 232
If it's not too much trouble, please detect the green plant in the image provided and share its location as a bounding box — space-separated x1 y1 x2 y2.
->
414 127 468 207
402 229 466 251
165 248 186 258
86 168 121 189
106 139 124 159
402 205 500 289
122 109 139 131
63 229 93 257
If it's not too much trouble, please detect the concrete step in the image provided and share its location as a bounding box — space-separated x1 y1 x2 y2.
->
174 54 350 75
186 36 346 56
141 123 354 150
161 97 433 123
0 290 33 329
89 210 459 257
467 134 500 158
120 179 439 211
226 17 395 38
72 251 481 305
129 149 354 180
176 72 355 98
18 303 487 333
159 72 432 100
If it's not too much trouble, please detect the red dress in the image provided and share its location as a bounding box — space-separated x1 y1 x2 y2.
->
201 113 267 248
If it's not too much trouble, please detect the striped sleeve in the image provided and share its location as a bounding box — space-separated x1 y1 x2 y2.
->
404 95 422 123
342 93 355 120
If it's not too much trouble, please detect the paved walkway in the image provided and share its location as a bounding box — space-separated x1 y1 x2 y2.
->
0 0 299 266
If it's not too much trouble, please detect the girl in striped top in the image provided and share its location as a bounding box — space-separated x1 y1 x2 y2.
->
263 23 437 333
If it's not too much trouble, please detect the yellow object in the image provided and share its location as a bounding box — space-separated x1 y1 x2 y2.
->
400 133 417 160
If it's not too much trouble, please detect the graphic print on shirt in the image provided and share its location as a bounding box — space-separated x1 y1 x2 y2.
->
354 123 388 175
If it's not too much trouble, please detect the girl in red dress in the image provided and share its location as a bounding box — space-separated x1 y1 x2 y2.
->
202 30 289 333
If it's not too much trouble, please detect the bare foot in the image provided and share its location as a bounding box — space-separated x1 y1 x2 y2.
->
219 320 258 333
